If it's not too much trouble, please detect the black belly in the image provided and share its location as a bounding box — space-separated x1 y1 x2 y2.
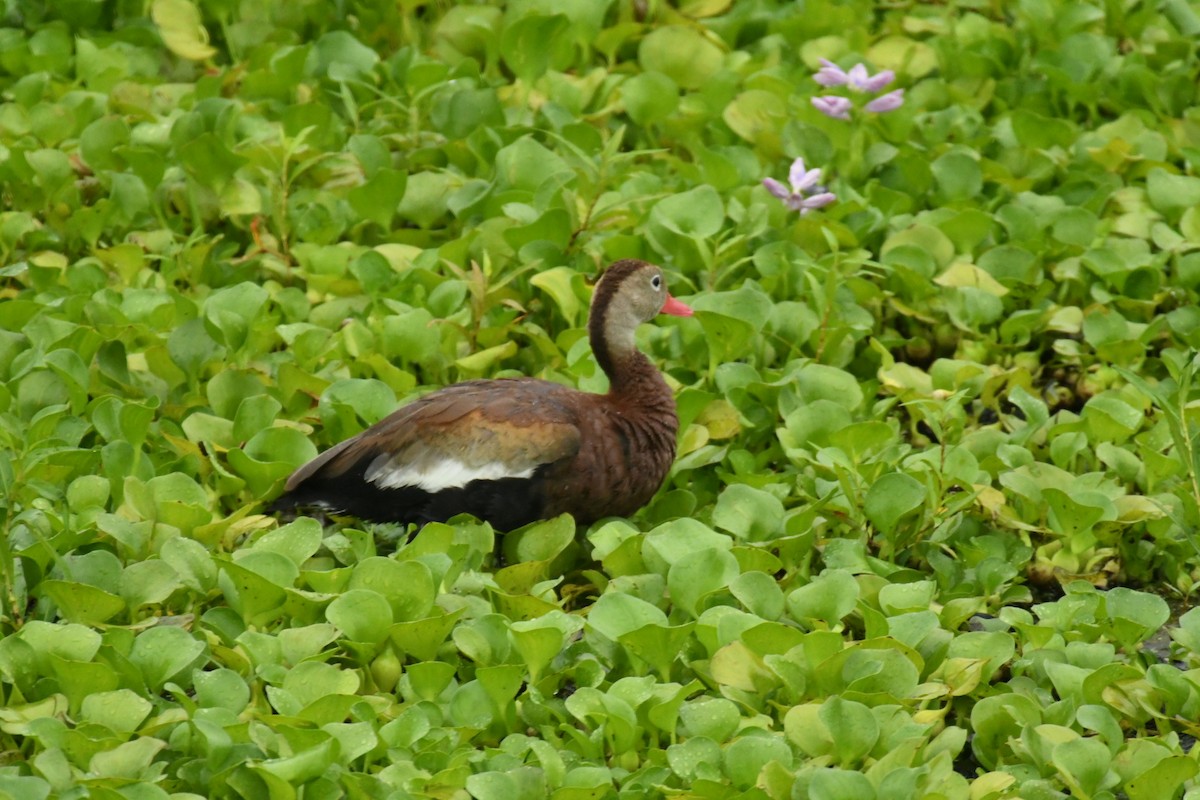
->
269 462 549 530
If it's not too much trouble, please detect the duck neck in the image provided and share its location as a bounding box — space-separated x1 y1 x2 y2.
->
589 296 664 396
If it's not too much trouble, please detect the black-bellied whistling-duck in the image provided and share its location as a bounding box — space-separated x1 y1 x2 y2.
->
269 259 693 529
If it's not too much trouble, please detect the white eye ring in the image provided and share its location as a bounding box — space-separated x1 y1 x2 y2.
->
651 274 662 290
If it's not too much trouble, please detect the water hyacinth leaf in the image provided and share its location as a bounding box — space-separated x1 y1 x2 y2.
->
820 696 879 767
219 560 288 624
1043 488 1107 538
281 661 361 710
786 570 859 627
232 394 283 443
89 737 169 781
642 518 732 574
453 614 511 666
396 171 459 228
251 517 323 566
1146 167 1200 215
456 340 518 372
667 547 739 618
194 668 251 712
1103 588 1169 647
668 737 723 782
128 626 207 691
493 136 571 194
712 483 785 540
730 572 785 620
724 89 787 146
390 608 464 662
466 772 520 800
349 558 435 622
818 641 921 699
638 26 724 90
651 185 725 240
121 560 183 611
511 615 577 684
1125 756 1199 800
1052 736 1117 798
530 266 586 327
792 363 865 409
723 733 793 790
0 776 51 799
499 13 572 84
621 71 680 126
230 427 318 495
502 513 575 565
930 151 982 203
80 689 153 734
1081 394 1143 442
254 734 338 786
620 622 695 679
404 660 456 703
679 697 740 742
693 311 756 368
308 30 379 80
588 592 668 641
326 589 393 643
864 473 924 535
38 581 125 625
151 0 217 60
17 622 103 671
178 132 245 192
349 168 407 228
807 767 878 800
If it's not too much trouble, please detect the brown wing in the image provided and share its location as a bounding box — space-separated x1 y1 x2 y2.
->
285 378 582 492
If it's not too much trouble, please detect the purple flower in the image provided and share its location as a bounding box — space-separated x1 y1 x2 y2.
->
762 157 837 214
812 95 852 120
864 88 906 114
813 59 851 87
814 59 895 93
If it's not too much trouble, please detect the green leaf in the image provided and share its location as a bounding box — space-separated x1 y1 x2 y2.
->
931 151 982 202
326 589 393 643
638 26 724 89
349 168 407 228
667 548 740 618
1052 736 1115 798
863 472 925 535
588 592 668 641
128 626 207 691
651 185 724 239
178 132 245 191
152 0 217 60
712 483 785 540
621 71 679 126
786 570 859 627
1147 167 1200 214
499 14 572 84
807 767 877 800
80 689 153 734
308 30 379 80
38 581 125 625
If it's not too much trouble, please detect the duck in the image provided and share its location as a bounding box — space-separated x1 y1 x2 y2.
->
268 259 693 530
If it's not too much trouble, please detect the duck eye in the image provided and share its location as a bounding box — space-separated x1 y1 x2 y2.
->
651 274 662 290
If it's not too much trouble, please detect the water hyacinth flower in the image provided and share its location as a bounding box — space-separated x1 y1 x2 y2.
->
811 95 852 120
762 157 836 214
814 59 895 93
864 88 905 114
811 58 905 119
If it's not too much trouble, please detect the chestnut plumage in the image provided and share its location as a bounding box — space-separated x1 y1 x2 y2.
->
268 259 693 529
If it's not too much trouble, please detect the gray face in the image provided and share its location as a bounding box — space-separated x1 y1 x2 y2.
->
620 265 668 324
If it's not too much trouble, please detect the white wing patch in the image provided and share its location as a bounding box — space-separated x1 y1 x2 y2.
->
366 455 535 493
